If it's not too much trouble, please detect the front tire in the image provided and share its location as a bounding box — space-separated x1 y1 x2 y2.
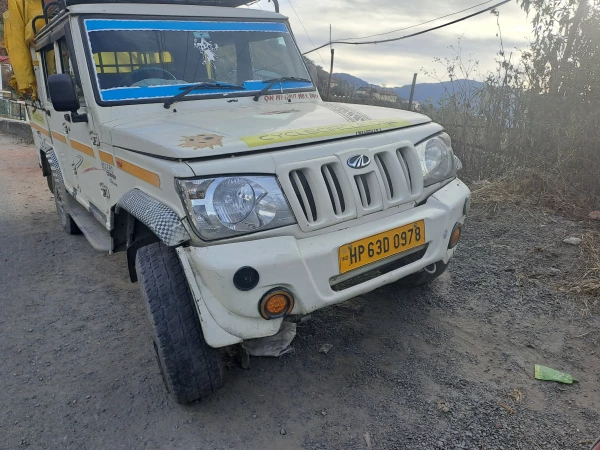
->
52 172 80 235
135 242 224 404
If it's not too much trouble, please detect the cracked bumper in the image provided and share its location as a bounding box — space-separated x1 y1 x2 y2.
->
177 179 471 348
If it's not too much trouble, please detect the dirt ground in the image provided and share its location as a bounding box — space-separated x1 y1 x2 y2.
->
1 133 599 450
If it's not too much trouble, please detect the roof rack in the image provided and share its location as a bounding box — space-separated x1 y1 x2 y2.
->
63 0 263 6
32 0 66 35
33 0 279 35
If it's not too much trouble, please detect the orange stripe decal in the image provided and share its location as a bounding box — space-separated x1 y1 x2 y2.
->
30 122 50 137
99 150 115 165
70 140 95 158
71 139 96 158
51 131 67 143
115 158 160 188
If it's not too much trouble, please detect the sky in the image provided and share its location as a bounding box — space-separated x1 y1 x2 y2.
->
248 0 533 87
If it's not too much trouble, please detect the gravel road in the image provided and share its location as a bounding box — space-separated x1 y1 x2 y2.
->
1 134 598 450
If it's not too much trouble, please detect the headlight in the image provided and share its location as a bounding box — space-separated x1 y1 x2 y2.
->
415 133 458 187
177 176 296 240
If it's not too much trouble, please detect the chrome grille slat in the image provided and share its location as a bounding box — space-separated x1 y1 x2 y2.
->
322 164 344 215
373 150 409 203
397 149 413 195
374 153 393 199
354 171 382 211
290 170 316 223
355 174 369 207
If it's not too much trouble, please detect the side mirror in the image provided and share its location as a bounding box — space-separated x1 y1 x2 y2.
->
48 74 87 123
48 73 80 112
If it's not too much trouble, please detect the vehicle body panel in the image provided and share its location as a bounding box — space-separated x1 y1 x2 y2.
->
108 102 432 159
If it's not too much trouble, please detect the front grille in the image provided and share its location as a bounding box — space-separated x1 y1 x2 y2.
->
278 143 424 231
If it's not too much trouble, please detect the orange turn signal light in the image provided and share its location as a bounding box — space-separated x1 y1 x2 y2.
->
259 288 295 320
449 223 462 249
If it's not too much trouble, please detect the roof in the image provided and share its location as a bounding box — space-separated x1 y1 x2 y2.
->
64 0 259 6
35 0 282 41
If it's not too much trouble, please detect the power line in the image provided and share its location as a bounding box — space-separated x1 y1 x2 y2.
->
286 0 328 67
303 0 510 56
335 0 495 42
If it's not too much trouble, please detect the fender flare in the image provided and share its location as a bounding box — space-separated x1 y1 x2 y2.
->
116 189 191 247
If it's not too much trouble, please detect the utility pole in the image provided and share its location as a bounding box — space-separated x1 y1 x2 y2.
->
407 73 417 111
326 25 334 101
326 48 335 101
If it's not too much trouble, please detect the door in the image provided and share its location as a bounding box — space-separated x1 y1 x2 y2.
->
42 37 110 222
40 43 77 191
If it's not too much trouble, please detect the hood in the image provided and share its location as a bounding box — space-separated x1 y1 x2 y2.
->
109 102 432 159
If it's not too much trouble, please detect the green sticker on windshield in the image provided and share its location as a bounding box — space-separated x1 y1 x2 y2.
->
193 31 211 39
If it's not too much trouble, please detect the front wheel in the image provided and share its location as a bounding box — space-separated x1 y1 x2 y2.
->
52 172 80 235
135 242 224 404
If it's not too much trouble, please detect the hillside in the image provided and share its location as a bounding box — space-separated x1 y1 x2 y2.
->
333 73 370 88
393 80 484 105
332 72 483 106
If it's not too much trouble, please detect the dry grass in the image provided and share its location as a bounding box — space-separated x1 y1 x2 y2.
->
470 169 594 220
507 389 524 404
574 231 600 297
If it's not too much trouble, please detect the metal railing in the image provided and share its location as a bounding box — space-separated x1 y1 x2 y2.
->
0 96 27 121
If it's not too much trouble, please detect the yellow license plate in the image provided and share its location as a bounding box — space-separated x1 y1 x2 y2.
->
338 220 426 274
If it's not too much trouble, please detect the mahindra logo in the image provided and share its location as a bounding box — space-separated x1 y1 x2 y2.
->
347 154 371 169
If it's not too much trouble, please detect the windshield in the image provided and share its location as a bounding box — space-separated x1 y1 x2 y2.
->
84 19 314 103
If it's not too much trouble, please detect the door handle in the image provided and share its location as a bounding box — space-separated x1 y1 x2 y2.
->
63 112 89 123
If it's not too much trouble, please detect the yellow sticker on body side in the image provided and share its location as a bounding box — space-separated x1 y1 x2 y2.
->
241 118 412 148
30 109 46 126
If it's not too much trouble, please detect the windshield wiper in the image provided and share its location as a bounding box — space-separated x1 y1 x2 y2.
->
164 82 246 109
253 77 312 101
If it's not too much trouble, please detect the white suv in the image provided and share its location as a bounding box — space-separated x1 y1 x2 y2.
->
25 0 470 403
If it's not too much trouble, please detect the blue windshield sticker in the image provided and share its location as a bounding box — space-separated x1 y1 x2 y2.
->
99 85 238 101
98 80 314 102
85 20 289 33
243 80 313 91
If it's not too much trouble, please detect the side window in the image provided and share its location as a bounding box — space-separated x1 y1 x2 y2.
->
57 37 85 105
58 38 73 76
41 45 56 99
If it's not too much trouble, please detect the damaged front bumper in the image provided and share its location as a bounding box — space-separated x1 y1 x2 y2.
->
177 179 471 348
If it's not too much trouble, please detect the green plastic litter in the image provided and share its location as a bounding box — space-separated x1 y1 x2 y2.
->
534 365 577 384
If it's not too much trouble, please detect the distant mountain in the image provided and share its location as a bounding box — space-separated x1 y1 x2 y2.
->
393 80 484 106
330 72 484 106
333 73 371 88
